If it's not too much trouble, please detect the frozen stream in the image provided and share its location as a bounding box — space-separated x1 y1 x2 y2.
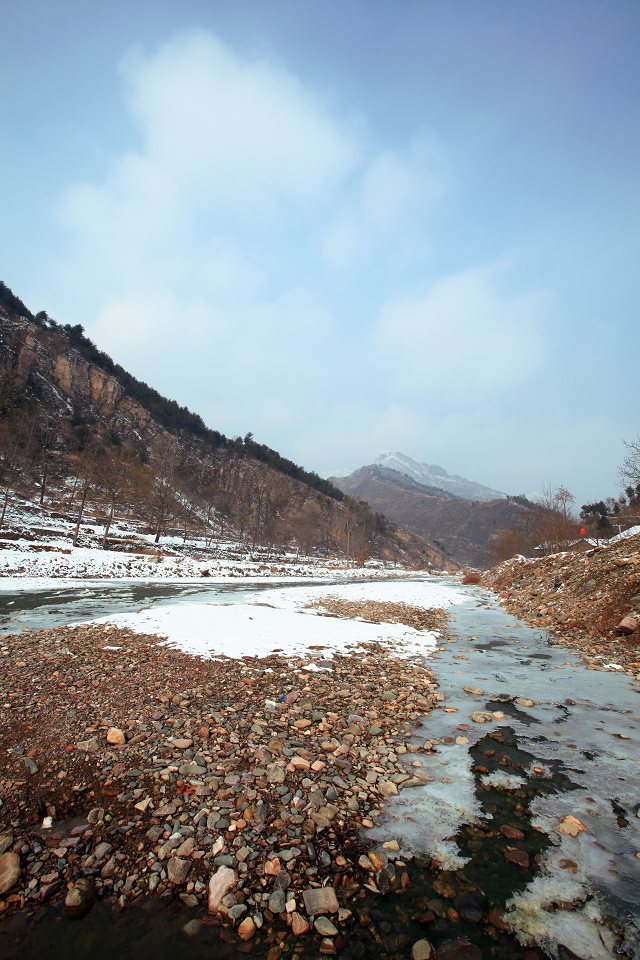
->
1 577 639 958
374 589 640 959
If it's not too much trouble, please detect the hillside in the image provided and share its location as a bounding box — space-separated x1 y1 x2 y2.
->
0 283 450 568
331 462 535 568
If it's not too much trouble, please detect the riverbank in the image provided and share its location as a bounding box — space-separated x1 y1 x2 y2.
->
0 599 447 952
484 531 640 677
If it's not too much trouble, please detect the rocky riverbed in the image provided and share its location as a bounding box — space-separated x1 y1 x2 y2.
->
0 613 442 954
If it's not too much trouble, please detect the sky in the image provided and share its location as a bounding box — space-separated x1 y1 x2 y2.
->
2 0 639 506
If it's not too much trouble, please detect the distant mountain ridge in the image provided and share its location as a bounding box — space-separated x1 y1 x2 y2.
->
330 455 534 567
374 451 506 502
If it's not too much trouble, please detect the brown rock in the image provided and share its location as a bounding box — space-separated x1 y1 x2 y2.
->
500 824 525 840
291 911 310 936
237 916 256 941
618 615 640 634
106 727 126 745
504 848 530 869
412 938 436 959
302 886 339 915
0 853 21 895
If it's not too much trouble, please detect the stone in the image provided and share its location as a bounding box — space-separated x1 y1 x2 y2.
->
167 857 191 884
471 711 493 723
500 824 525 840
106 727 126 745
237 916 256 941
556 816 586 837
64 878 95 919
208 865 238 913
618 615 639 634
0 852 20 895
504 848 530 869
463 685 484 696
378 780 398 796
0 833 14 856
412 940 436 960
302 886 339 916
182 918 201 937
291 911 310 936
269 889 286 913
314 916 338 936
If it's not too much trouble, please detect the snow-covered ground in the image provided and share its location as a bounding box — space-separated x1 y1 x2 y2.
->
86 577 468 664
1 493 438 588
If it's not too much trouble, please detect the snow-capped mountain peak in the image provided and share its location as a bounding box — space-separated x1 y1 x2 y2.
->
374 451 506 501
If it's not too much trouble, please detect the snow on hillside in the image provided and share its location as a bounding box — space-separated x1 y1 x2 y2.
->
375 451 506 501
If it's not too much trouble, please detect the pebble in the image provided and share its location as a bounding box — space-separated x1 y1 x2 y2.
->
106 727 126 745
471 711 493 723
167 857 191 884
412 940 436 960
237 916 256 941
314 916 338 936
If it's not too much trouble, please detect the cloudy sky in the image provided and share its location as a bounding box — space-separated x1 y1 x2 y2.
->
3 0 639 505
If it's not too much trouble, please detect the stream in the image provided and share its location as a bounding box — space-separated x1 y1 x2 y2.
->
0 578 638 959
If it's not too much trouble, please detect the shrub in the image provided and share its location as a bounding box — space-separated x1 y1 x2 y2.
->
462 570 482 585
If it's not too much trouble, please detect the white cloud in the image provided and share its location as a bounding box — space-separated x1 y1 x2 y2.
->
322 142 444 268
374 265 552 398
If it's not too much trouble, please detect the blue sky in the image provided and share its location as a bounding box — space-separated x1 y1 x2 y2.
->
2 0 639 506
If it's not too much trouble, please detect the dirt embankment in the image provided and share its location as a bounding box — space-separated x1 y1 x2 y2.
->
484 533 640 675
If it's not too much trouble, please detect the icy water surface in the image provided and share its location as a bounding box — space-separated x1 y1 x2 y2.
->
0 575 402 635
373 591 640 958
1 581 639 958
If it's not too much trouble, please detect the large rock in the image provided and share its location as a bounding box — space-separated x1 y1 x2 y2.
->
208 865 238 913
302 886 339 916
0 852 20 895
618 615 640 634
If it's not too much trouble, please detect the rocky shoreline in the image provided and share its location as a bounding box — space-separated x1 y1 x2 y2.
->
484 534 640 678
0 613 443 954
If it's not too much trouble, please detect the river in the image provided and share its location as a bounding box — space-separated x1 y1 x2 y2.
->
1 577 638 959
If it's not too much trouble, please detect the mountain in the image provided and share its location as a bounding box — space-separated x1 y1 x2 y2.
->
0 282 450 567
331 460 535 568
374 451 507 501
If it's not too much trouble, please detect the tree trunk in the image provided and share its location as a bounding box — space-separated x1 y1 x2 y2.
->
102 495 116 550
40 459 49 507
72 483 89 546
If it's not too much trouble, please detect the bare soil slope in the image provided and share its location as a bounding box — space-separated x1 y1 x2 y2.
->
485 533 640 675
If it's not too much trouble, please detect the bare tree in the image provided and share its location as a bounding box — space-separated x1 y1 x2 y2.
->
71 446 101 546
0 411 36 527
533 485 577 554
98 445 145 549
620 436 640 487
148 436 180 544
